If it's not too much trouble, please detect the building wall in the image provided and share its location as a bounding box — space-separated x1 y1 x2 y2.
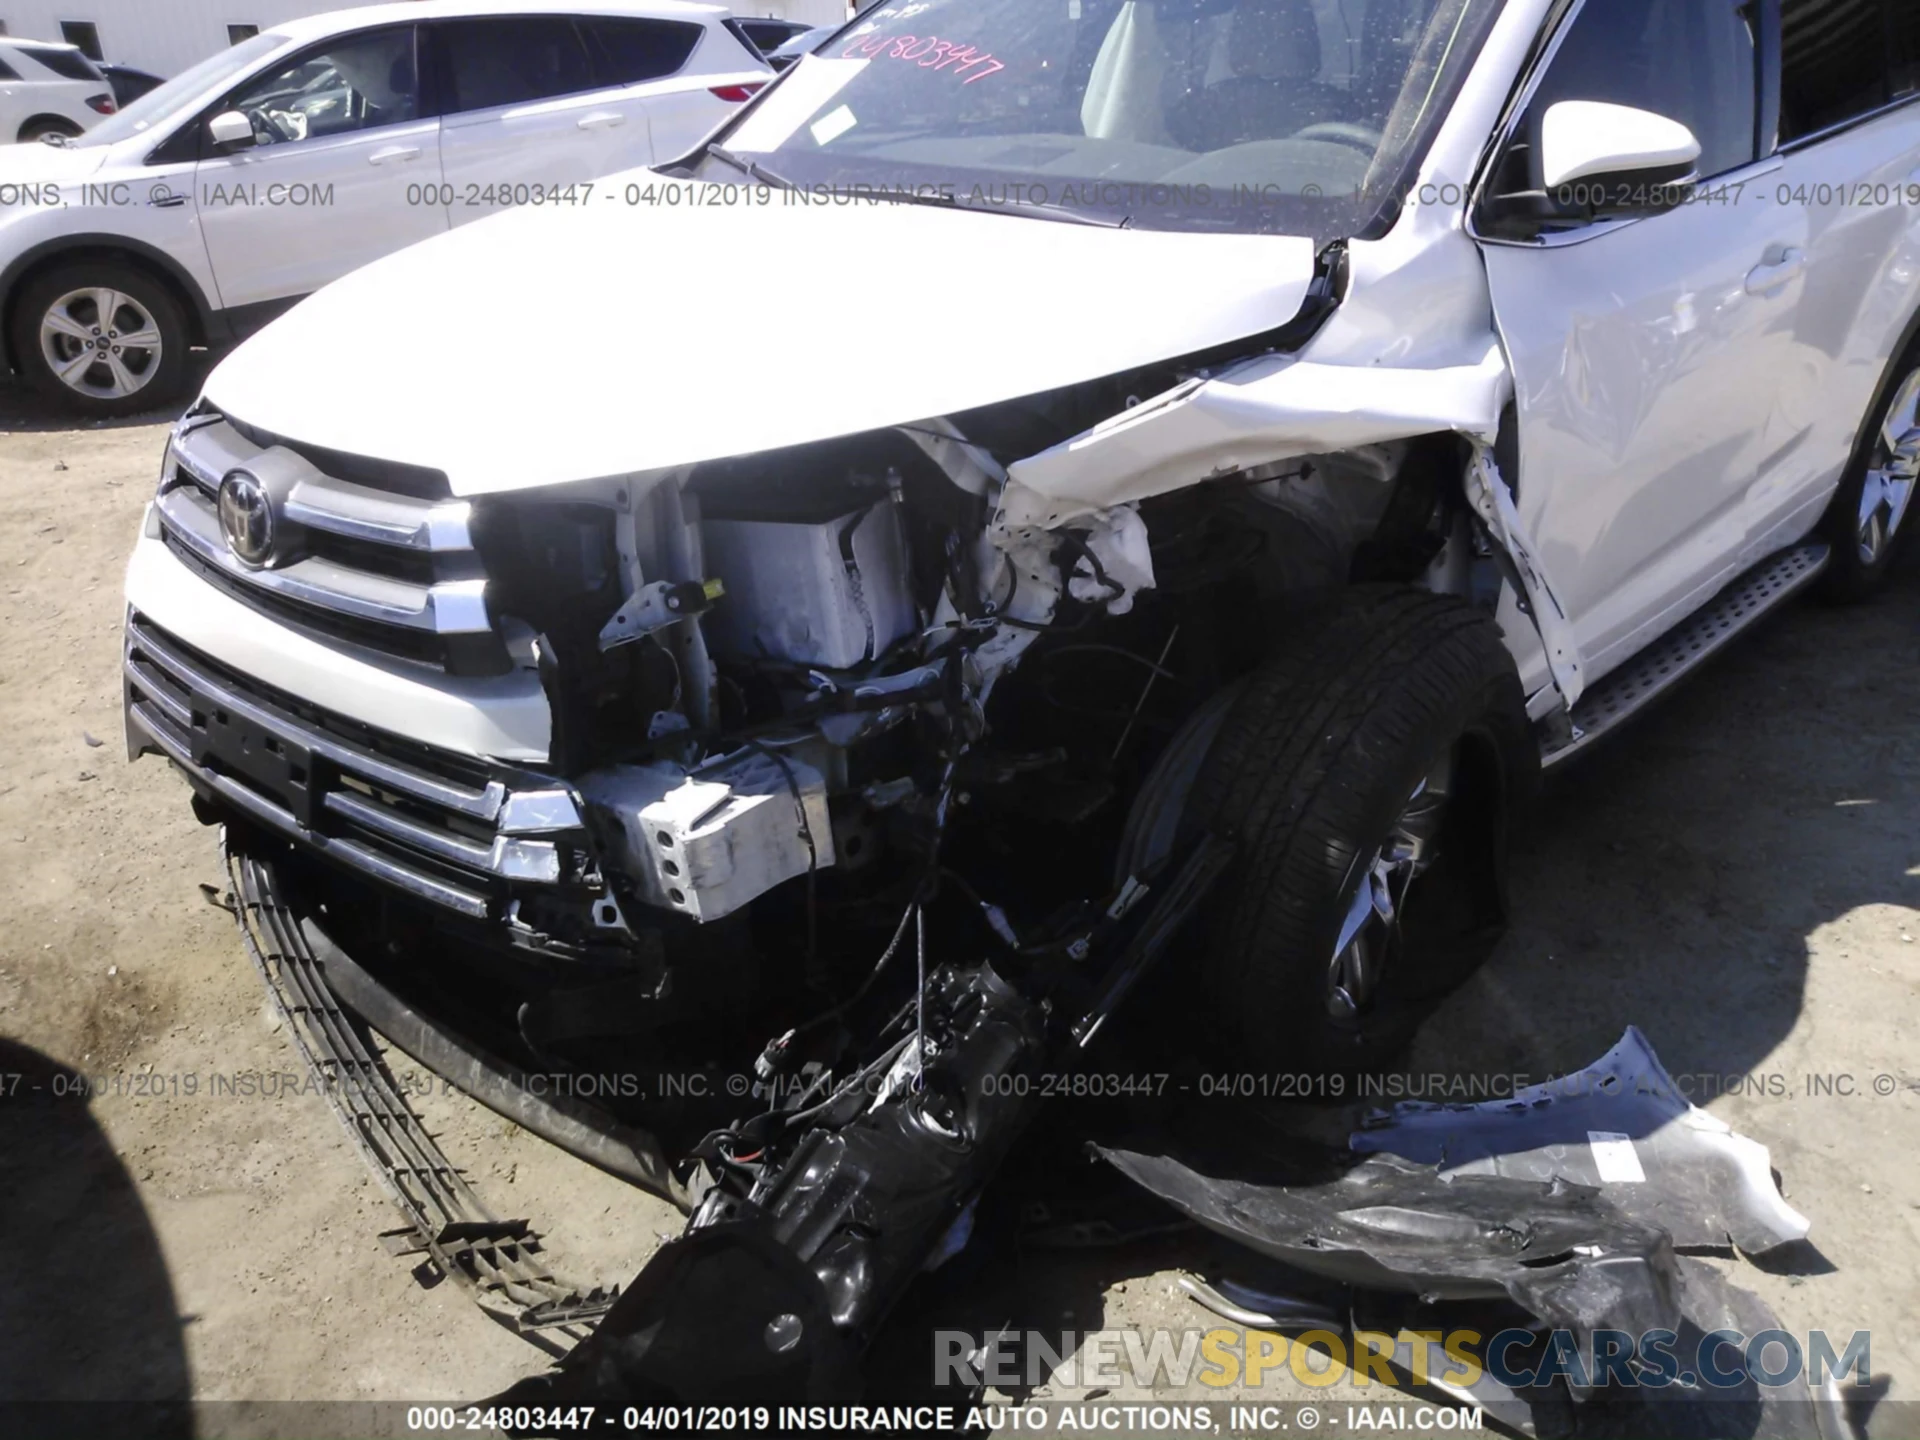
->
0 1 321 76
0 0 847 78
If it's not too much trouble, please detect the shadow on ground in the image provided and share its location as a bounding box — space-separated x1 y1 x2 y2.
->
0 1037 192 1436
1418 537 1920 1089
0 358 213 434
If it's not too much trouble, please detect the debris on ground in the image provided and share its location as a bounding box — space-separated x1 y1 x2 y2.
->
1347 1027 1810 1255
1097 1030 1853 1438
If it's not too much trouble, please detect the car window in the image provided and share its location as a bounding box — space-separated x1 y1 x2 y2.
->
1780 0 1904 143
768 28 825 64
1530 0 1759 180
0 54 17 81
434 17 597 113
226 27 418 144
59 22 102 62
736 19 800 53
31 45 104 81
1899 9 1920 100
580 16 702 86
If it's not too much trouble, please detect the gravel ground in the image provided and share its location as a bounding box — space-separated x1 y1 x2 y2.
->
0 373 1914 1434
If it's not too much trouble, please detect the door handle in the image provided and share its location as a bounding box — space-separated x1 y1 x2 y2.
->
1746 246 1806 296
577 111 625 131
368 145 421 165
148 190 188 209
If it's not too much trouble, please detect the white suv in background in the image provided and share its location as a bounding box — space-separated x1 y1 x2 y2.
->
0 37 117 144
0 0 768 416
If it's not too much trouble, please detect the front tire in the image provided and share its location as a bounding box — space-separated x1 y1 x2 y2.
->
18 117 83 143
9 262 188 417
1184 588 1536 1076
1816 354 1920 602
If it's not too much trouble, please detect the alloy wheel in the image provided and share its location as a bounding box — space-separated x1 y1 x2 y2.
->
1859 369 1920 566
38 287 164 402
1325 753 1453 1021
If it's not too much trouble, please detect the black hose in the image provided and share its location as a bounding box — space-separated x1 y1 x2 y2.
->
788 898 917 1038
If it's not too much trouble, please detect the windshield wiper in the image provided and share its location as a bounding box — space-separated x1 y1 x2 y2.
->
704 144 797 191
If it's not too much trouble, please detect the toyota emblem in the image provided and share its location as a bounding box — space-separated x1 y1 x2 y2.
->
218 469 275 568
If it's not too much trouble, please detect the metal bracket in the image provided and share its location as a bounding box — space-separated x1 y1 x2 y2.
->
1464 444 1585 711
598 578 724 652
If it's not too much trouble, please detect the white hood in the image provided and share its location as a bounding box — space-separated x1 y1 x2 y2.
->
205 178 1318 497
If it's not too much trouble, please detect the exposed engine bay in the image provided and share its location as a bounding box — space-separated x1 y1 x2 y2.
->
476 371 1476 958
208 332 1534 1409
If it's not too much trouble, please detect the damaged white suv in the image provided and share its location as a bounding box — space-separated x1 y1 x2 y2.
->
123 0 1920 1389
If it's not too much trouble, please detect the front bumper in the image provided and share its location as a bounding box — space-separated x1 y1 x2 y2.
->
123 525 550 762
124 608 603 932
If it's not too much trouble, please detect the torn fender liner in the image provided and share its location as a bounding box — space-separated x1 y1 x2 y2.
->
1349 1026 1811 1256
1095 1147 1684 1349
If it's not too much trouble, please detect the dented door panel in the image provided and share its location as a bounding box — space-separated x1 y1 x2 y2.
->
1482 176 1810 684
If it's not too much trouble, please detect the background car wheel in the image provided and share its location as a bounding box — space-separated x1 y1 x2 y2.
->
9 262 188 417
1183 588 1536 1077
1816 351 1920 602
17 117 83 143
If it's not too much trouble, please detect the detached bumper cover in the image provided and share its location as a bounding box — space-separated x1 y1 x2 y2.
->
1350 1025 1812 1255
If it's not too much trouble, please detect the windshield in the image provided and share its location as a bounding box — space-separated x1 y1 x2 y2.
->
713 0 1503 238
76 32 285 148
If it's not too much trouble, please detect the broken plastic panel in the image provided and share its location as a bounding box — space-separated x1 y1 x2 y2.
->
1349 1026 1811 1256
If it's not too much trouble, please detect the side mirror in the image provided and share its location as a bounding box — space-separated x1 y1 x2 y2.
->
1539 100 1701 190
207 109 255 149
1480 99 1703 238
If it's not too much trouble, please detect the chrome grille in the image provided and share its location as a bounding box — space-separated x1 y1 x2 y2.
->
124 611 583 922
155 413 506 674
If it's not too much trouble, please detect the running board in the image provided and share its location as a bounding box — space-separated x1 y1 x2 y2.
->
1540 543 1828 769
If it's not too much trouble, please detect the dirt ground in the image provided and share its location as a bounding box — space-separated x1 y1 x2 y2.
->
0 369 1915 1433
